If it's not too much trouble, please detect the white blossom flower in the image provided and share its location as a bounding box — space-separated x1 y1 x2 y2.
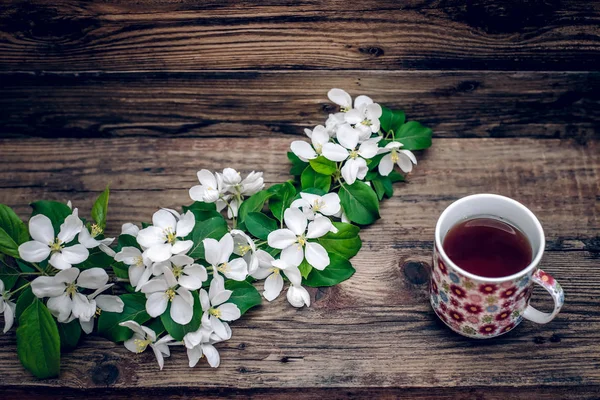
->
0 280 16 333
252 253 302 302
325 113 346 136
291 192 341 223
328 88 353 112
183 326 225 368
200 275 240 340
140 265 196 325
231 229 259 274
31 267 109 323
290 126 330 162
378 142 417 175
322 125 381 184
78 226 115 257
203 233 248 281
286 283 311 308
344 95 382 136
79 283 124 334
239 171 264 197
119 320 176 370
114 246 153 291
154 254 208 291
189 169 228 204
267 208 331 270
121 223 140 237
18 210 89 270
136 209 195 263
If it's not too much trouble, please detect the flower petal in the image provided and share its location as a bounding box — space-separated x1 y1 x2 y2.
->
119 321 147 337
224 257 248 281
218 234 234 265
121 223 140 237
305 242 330 270
336 124 360 150
203 238 221 267
47 293 73 322
144 243 173 263
115 247 143 265
210 315 228 340
344 108 364 125
306 216 333 239
354 95 373 109
49 252 73 270
322 143 349 162
267 229 297 250
137 226 166 248
290 141 317 162
197 169 217 188
284 208 307 236
77 268 109 289
95 295 124 313
171 294 193 325
152 209 177 231
199 289 210 311
358 137 381 159
341 158 360 185
287 285 311 308
55 267 80 284
311 127 330 148
398 149 417 173
378 153 394 176
176 211 195 238
327 88 352 108
80 318 94 335
283 266 302 287
60 244 90 265
150 344 166 370
281 244 304 267
71 293 96 322
187 346 203 368
141 278 169 294
263 273 284 301
146 292 169 318
216 303 241 321
171 240 193 255
178 265 207 290
18 241 50 263
29 214 55 244
320 193 341 216
3 301 15 333
202 344 220 368
57 210 83 243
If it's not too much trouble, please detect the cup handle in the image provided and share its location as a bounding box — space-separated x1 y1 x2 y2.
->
522 269 564 324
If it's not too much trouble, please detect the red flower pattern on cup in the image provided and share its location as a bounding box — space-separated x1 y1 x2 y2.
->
495 309 511 321
450 284 467 298
448 310 465 323
479 284 498 295
500 323 515 333
538 271 555 285
464 303 483 314
438 260 448 275
440 302 447 312
500 286 518 299
431 281 438 294
479 324 497 335
450 298 460 307
502 300 512 308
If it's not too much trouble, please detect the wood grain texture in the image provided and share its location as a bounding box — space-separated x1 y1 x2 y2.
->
0 0 599 72
0 136 598 392
1 71 598 141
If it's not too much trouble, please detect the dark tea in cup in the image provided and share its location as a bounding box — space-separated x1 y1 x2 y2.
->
442 217 532 278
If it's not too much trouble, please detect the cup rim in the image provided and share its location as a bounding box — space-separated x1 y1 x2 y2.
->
434 193 545 283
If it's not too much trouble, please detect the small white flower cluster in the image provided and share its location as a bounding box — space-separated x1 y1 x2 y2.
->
291 88 417 184
189 168 264 219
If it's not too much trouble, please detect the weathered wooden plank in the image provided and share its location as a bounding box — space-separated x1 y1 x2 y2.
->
0 1 599 72
0 137 598 392
0 71 598 140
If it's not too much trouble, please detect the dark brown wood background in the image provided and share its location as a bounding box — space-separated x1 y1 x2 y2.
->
0 1 599 398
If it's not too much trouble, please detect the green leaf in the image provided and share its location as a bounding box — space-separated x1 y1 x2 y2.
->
117 234 141 251
161 290 202 341
188 216 229 259
30 201 72 235
182 202 220 223
91 186 110 230
309 156 337 175
16 260 35 273
301 165 331 192
245 212 278 240
303 253 356 287
339 181 380 225
288 151 308 176
0 260 20 290
371 175 394 200
16 298 60 378
146 318 165 337
396 121 432 150
57 320 81 351
297 258 312 279
237 190 272 229
268 182 296 222
97 293 150 342
379 106 406 134
15 287 35 320
77 247 113 270
318 223 362 259
225 280 262 315
0 204 28 258
388 170 406 183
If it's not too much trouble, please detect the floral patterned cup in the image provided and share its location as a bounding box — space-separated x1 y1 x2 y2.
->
431 194 564 338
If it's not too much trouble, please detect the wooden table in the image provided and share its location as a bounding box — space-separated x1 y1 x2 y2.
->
0 1 599 398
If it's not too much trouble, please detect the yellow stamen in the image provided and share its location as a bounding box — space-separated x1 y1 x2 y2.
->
209 308 222 319
390 149 399 163
134 256 144 267
49 239 63 253
340 106 351 113
361 119 372 126
172 266 183 278
95 307 102 317
166 288 176 301
91 224 103 238
297 235 307 247
164 228 177 244
238 245 252 256
312 199 324 212
65 282 77 296
134 338 152 353
270 267 281 275
349 150 359 159
217 262 229 273
314 144 323 154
